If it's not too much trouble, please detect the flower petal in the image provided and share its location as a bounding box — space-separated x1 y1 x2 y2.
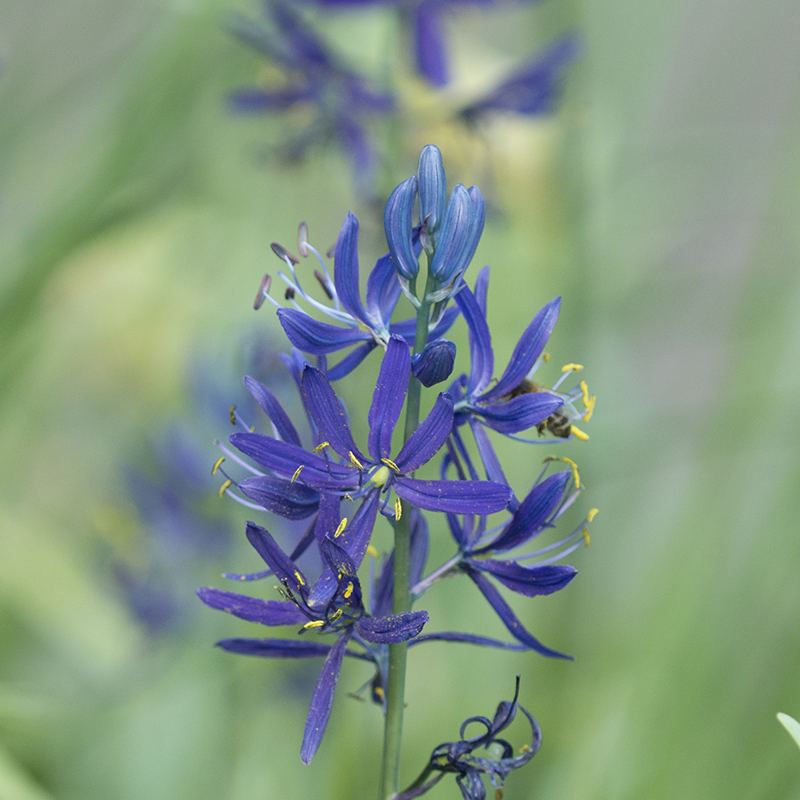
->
244 376 301 446
277 308 372 355
230 433 353 489
467 417 509 490
394 392 454 473
454 283 493 396
196 588 307 626
368 335 411 461
238 476 320 520
480 297 561 401
477 471 570 553
409 632 528 651
245 522 308 595
301 365 365 461
217 638 336 659
356 610 429 643
366 253 402 328
464 567 572 659
301 631 351 764
413 2 449 87
472 392 563 434
333 212 371 326
395 478 512 514
467 559 577 597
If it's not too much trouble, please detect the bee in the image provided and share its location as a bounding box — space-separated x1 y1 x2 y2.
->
502 379 573 439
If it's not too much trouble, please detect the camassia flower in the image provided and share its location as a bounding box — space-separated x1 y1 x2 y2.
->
198 524 428 763
256 215 459 380
413 463 596 658
228 336 513 538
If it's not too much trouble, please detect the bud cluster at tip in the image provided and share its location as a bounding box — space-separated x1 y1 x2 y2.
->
384 144 485 292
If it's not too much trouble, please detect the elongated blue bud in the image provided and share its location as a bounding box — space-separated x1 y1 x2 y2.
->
418 145 447 236
384 175 419 280
429 183 470 281
411 338 456 387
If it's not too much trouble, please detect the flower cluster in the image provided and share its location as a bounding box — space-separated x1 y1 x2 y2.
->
198 145 595 795
226 1 579 196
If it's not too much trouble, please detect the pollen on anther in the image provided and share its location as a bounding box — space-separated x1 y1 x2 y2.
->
343 582 354 599
312 441 330 454
381 457 400 472
543 353 551 362
561 363 584 373
366 545 379 558
349 451 364 470
218 479 232 499
587 508 599 522
582 528 591 546
559 456 581 489
229 405 237 425
520 744 532 754
570 425 590 441
211 456 225 476
302 620 325 629
291 465 305 483
294 570 306 586
394 498 402 521
334 518 348 538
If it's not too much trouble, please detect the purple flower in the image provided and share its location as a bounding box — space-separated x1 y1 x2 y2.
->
227 2 394 196
198 524 428 763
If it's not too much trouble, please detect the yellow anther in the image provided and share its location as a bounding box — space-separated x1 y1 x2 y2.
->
560 456 581 489
343 582 354 599
218 479 232 498
570 425 590 441
580 380 590 405
294 570 306 586
582 528 591 546
543 353 551 362
290 465 304 483
211 456 225 476
381 457 400 472
250 425 255 432
312 441 330 454
561 363 583 373
344 494 354 502
366 545 379 558
520 744 532 754
229 405 237 425
582 401 595 422
587 508 599 522
369 465 391 487
334 518 348 538
394 497 402 521
330 609 343 622
349 451 364 469
302 620 325 630
374 686 385 700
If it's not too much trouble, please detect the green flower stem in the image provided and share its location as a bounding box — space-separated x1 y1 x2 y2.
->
379 278 432 800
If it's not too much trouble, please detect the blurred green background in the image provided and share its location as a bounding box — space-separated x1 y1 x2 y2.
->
2 0 800 798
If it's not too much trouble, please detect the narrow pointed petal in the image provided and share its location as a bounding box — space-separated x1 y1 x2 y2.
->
368 336 411 460
301 631 351 764
477 471 570 553
333 212 371 326
278 308 372 355
413 3 449 87
472 392 563 434
465 568 572 659
481 297 561 401
395 478 512 514
230 433 353 489
467 559 577 597
245 522 307 595
238 476 320 520
327 340 378 381
313 493 342 544
467 417 509 489
394 392 454 473
301 366 364 461
366 253 402 327
196 588 307 626
319 535 359 580
418 145 447 233
454 283 493 395
244 376 301 445
356 610 429 643
217 638 336 659
384 176 420 279
474 265 490 315
409 632 528 651
411 338 456 387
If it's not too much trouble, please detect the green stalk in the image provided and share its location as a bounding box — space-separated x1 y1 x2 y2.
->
379 279 432 800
